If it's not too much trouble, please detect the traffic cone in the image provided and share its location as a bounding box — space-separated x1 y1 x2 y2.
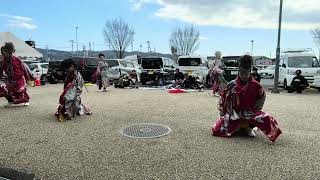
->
34 78 41 86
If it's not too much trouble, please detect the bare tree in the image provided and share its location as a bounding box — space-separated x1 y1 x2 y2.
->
103 18 135 59
312 27 320 45
169 26 200 56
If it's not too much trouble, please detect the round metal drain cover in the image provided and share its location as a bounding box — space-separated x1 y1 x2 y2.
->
120 123 171 139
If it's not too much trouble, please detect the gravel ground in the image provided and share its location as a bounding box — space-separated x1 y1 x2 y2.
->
0 84 319 180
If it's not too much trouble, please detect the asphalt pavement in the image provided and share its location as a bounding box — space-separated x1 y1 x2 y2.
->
0 84 319 180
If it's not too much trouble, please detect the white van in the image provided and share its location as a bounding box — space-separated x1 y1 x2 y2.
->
177 56 208 83
124 54 142 65
278 49 320 90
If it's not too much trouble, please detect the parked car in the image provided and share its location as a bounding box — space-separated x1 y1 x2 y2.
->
28 62 49 80
120 60 142 81
177 55 208 83
278 49 320 90
46 60 65 84
140 57 176 85
222 56 240 82
256 65 270 70
258 65 275 79
106 59 142 82
46 57 99 83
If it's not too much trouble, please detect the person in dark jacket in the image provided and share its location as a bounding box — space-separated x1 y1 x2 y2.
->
251 66 261 83
288 70 309 93
173 69 184 86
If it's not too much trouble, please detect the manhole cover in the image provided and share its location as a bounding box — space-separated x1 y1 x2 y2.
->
120 123 171 139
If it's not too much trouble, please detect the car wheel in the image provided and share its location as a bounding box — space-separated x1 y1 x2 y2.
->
284 79 288 90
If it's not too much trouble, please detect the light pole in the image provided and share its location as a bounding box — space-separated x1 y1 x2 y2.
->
146 41 151 53
69 40 74 56
75 26 79 56
272 0 283 94
251 40 254 56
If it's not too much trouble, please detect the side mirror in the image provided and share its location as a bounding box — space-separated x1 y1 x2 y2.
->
282 64 286 68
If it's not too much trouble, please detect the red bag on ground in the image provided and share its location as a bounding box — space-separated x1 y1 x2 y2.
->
168 89 187 94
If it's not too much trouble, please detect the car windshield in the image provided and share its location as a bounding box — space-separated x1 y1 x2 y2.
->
106 60 119 67
222 58 239 67
126 62 134 68
119 61 127 67
288 56 320 68
266 66 275 70
41 64 49 69
141 58 163 69
178 58 201 66
28 64 38 71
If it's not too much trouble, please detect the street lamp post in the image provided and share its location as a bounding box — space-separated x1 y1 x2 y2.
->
69 40 74 56
75 27 79 56
272 0 283 94
251 40 254 56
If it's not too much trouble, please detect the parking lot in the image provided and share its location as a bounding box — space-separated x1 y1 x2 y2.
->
0 84 320 179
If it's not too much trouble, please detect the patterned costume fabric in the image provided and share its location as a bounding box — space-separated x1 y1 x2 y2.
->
211 76 282 142
0 56 32 104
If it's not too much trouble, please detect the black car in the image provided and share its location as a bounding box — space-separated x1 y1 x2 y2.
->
140 57 176 85
46 57 99 84
222 56 240 82
46 60 65 84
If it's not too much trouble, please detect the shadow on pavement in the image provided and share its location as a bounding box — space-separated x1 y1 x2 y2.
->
0 168 35 180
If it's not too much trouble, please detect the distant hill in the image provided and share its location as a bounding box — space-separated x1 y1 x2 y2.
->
36 48 174 61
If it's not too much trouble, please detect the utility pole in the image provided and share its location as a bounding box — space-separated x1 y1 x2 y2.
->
45 45 49 61
272 0 283 94
89 41 92 57
83 45 87 57
146 41 151 53
251 40 254 56
69 40 74 56
75 26 79 56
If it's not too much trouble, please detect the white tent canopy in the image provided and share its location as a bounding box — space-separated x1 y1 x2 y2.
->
0 32 43 58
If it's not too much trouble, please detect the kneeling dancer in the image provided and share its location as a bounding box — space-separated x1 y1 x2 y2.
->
56 59 92 121
211 55 282 142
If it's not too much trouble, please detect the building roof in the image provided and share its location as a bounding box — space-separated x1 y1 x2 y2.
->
0 32 43 58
